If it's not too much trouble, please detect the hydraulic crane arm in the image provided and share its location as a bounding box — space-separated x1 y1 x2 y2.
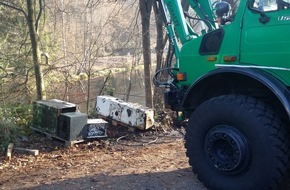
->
188 0 216 30
154 0 218 87
158 0 217 48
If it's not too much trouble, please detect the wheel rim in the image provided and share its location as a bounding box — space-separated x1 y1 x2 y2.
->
204 124 251 174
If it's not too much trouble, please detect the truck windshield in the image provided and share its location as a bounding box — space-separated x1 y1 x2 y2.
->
251 0 290 11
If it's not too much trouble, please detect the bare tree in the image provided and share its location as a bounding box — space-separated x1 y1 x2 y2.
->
26 0 46 100
139 0 153 108
152 0 166 109
0 0 46 100
0 0 147 110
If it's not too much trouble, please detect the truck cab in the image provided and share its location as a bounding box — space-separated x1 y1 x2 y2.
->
154 0 290 189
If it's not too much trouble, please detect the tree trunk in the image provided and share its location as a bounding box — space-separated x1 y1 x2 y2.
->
26 0 46 100
153 1 165 72
139 0 153 108
152 0 166 110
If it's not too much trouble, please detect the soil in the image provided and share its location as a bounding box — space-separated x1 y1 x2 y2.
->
0 124 207 190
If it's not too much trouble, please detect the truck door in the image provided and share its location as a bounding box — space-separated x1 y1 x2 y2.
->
240 0 290 70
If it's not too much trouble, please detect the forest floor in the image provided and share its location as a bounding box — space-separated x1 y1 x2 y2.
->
2 123 290 190
0 119 207 190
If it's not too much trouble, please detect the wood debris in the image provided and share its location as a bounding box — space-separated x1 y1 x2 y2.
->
6 143 14 161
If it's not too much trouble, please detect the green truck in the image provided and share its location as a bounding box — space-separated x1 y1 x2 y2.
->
153 0 290 189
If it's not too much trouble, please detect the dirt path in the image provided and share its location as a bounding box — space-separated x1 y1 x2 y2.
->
0 133 206 190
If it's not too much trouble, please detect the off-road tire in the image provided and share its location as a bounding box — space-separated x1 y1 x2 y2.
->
185 95 289 190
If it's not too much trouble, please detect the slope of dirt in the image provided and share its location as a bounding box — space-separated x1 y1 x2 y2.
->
0 126 206 190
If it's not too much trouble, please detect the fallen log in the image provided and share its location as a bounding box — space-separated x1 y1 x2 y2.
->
13 147 39 156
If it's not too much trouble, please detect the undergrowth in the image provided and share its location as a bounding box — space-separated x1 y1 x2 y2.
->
0 104 32 151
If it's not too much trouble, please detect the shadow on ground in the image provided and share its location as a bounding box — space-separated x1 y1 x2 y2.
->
21 168 206 190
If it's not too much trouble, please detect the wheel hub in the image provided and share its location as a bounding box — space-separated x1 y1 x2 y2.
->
204 125 250 173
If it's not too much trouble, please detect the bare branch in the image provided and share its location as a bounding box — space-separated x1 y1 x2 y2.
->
35 0 43 33
0 2 28 19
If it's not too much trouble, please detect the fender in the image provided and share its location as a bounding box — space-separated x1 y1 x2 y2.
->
181 67 290 120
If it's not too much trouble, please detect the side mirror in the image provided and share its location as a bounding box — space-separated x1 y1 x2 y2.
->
259 12 270 24
250 8 270 24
